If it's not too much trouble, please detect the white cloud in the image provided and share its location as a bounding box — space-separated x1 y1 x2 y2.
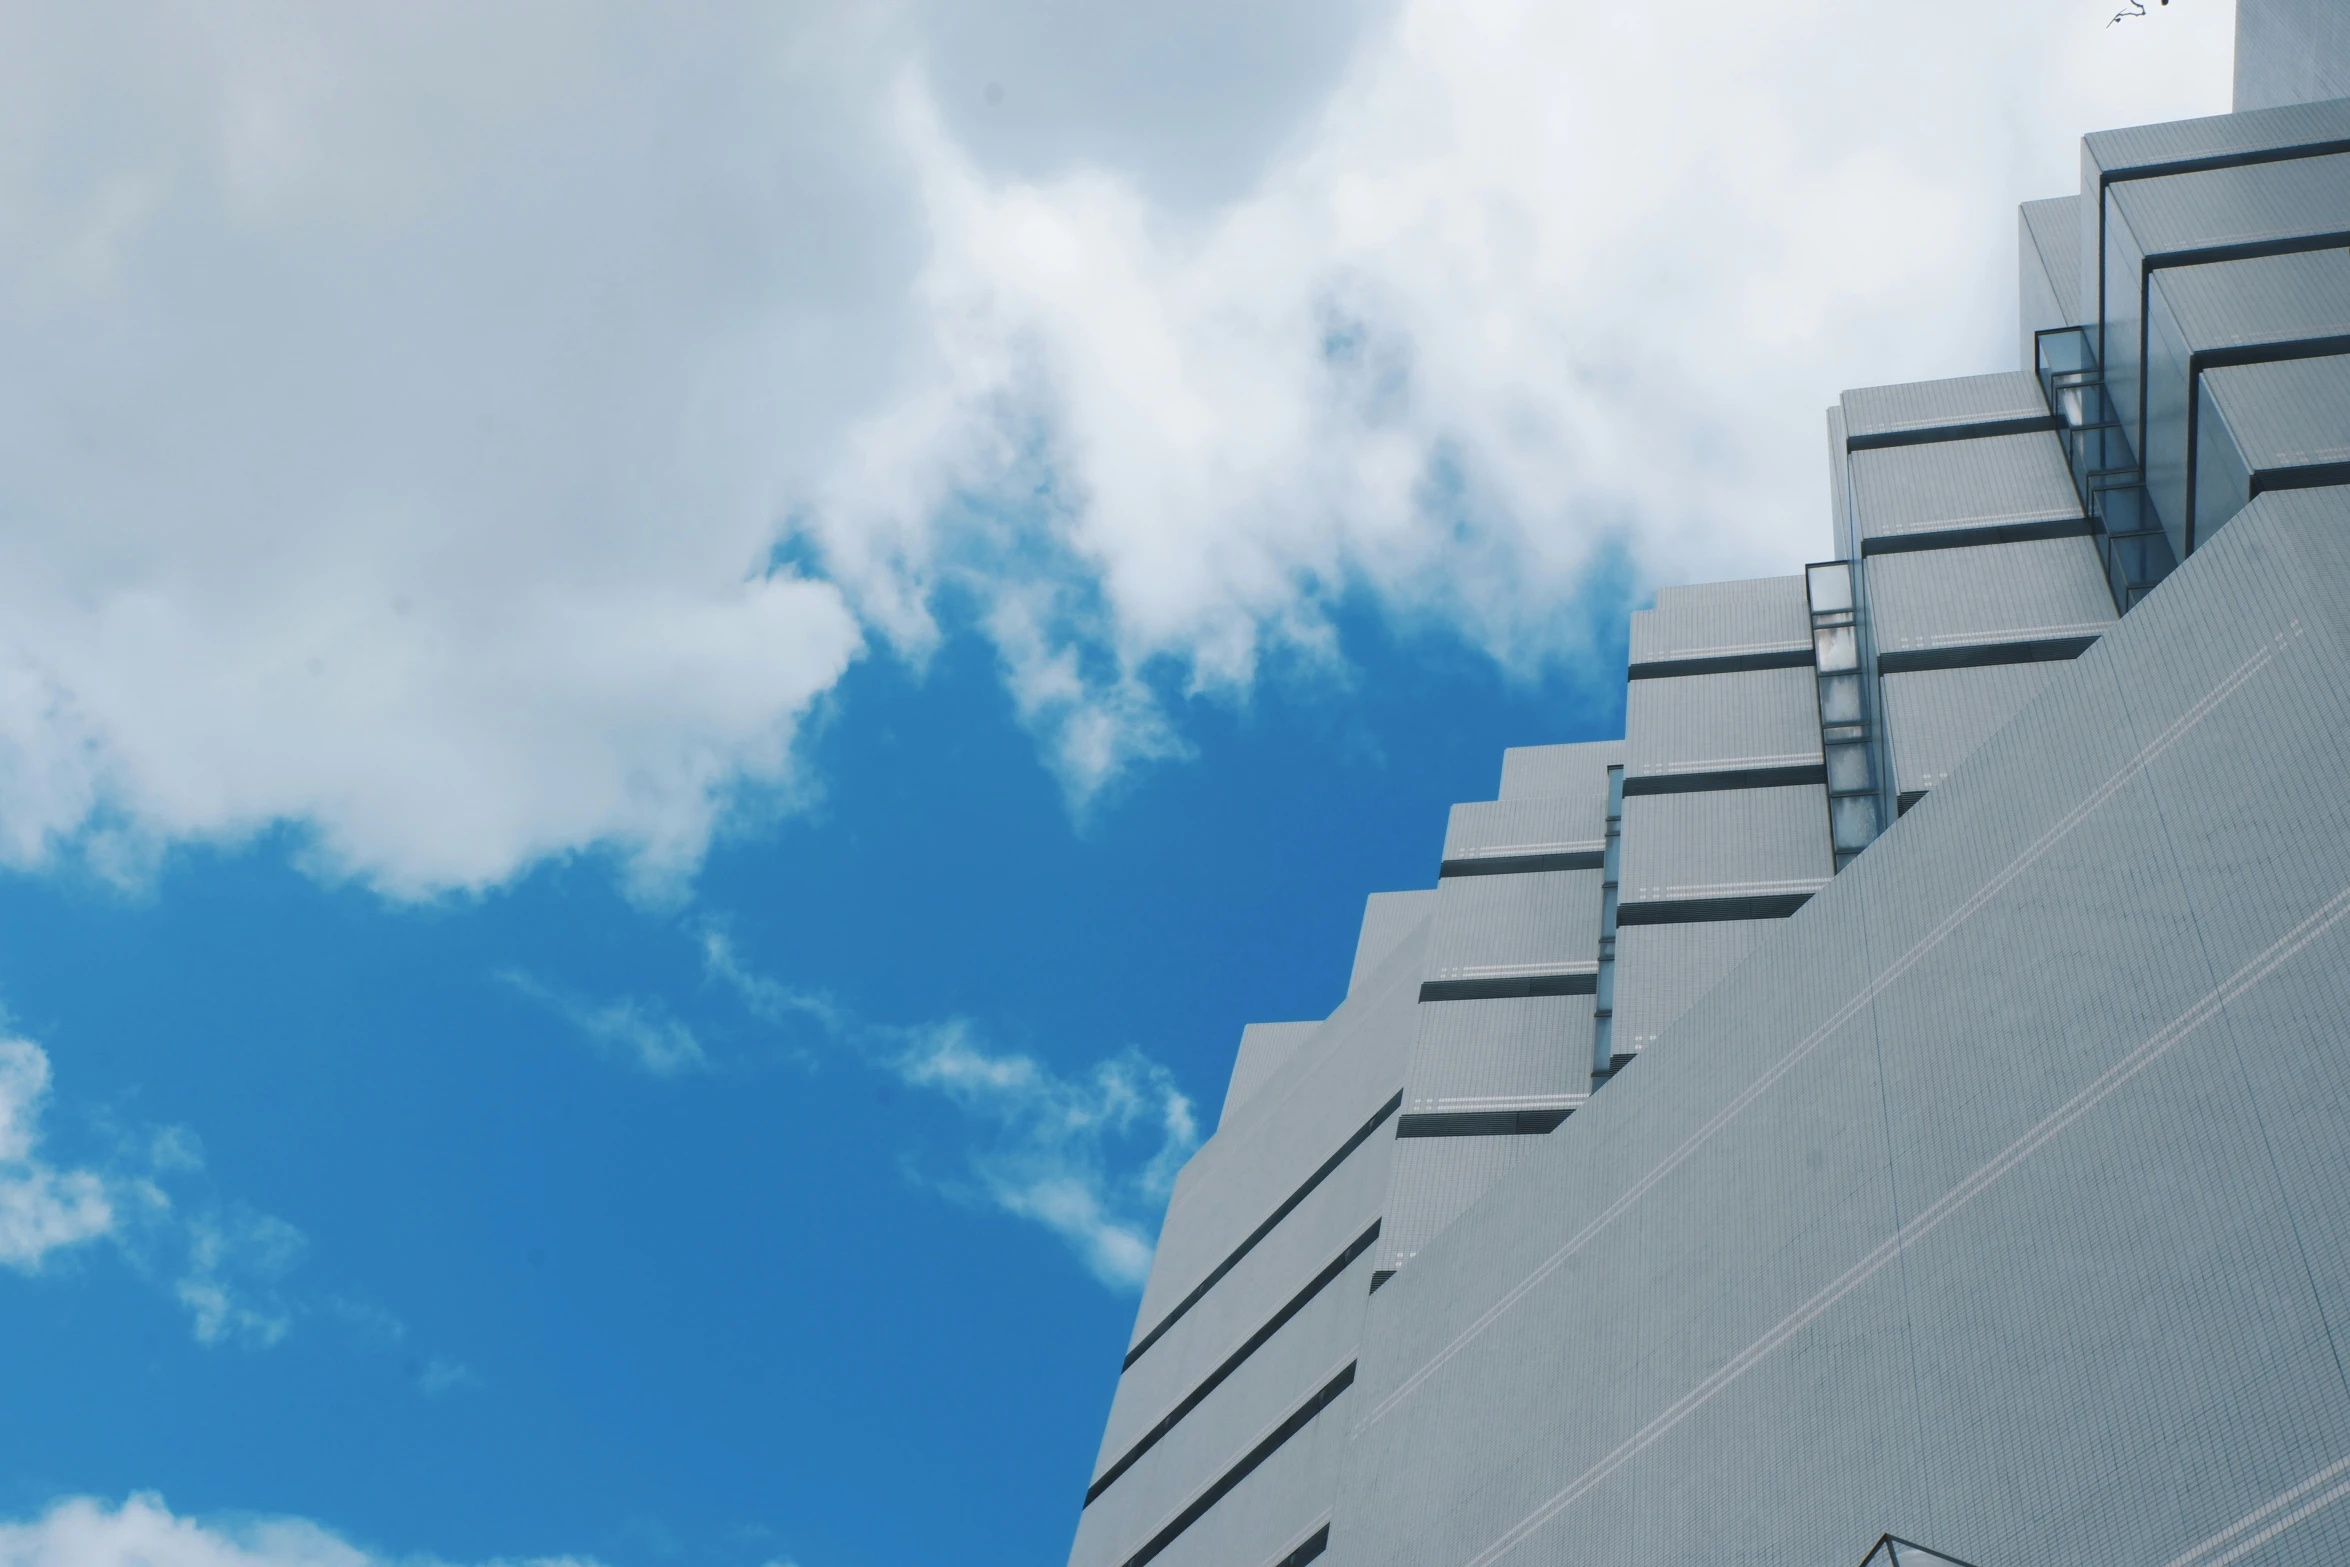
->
0 1037 115 1270
0 1494 596 1567
0 1025 315 1345
500 971 710 1077
0 3 882 898
0 2 2234 885
702 930 1198 1289
891 1021 1199 1289
804 0 2237 796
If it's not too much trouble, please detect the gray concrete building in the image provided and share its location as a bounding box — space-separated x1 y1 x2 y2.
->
1067 8 2350 1565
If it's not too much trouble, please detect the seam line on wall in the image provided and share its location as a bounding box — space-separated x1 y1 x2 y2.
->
1123 1092 1401 1372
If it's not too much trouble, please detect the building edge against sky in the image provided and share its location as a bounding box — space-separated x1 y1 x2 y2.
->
1069 7 2350 1566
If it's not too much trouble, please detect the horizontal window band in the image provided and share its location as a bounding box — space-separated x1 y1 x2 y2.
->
1122 1091 1402 1372
1419 972 1597 1002
1877 636 2097 675
1116 1362 1357 1567
1086 1221 1380 1508
2151 230 2350 277
2192 332 2350 377
1896 790 1928 816
1620 764 1826 796
2105 134 2350 188
1368 1268 1396 1294
1397 1107 1572 1137
1615 892 1814 925
1626 648 1813 679
1438 849 1605 877
2251 461 2350 498
1843 414 2059 451
1273 1524 1331 1567
1858 515 2091 555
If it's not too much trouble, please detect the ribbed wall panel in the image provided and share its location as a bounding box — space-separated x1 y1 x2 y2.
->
1346 891 1435 1000
2201 352 2350 470
1402 995 1595 1111
2234 0 2350 111
1442 795 1605 864
1379 1136 1548 1274
1610 920 1779 1054
1496 740 1623 802
1220 1022 1323 1131
1423 870 1602 982
2197 354 2350 542
2152 246 2350 349
1881 662 2069 800
1865 538 2115 654
1627 577 1808 666
1841 372 2048 440
2084 94 2350 176
1849 432 2083 543
1617 786 1832 904
1625 668 1822 778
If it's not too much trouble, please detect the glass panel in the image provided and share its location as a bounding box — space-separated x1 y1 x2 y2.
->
1806 561 1853 613
1817 670 1862 724
2036 325 2093 379
1831 792 1881 851
1814 624 1858 673
1825 743 1872 794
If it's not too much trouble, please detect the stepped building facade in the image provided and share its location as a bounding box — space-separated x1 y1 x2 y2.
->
1068 8 2350 1565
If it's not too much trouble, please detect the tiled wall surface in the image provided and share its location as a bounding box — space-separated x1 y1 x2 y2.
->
1337 485 2350 1567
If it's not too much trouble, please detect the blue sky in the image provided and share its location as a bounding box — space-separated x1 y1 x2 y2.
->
0 4 2232 1565
0 607 1624 1567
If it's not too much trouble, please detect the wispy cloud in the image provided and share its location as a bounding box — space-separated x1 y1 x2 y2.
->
701 927 1197 1290
0 1024 364 1352
417 1357 480 1397
318 1297 479 1399
890 1020 1196 1289
499 971 710 1077
0 1493 599 1567
90 1115 311 1351
0 1036 115 1271
171 1207 306 1348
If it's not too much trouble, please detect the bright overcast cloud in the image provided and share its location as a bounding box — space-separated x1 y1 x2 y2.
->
0 1 2233 897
